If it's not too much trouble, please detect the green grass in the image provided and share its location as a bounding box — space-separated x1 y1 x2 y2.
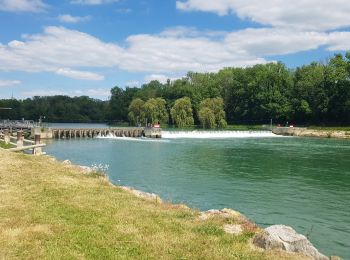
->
0 150 303 259
0 141 12 149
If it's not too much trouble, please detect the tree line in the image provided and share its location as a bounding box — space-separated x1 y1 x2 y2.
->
1 53 349 127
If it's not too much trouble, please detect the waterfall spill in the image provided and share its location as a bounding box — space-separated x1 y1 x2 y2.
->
162 130 278 139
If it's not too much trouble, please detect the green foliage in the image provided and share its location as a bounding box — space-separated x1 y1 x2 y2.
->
109 86 139 121
0 95 108 122
1 53 350 126
198 98 227 129
198 107 215 129
170 97 194 128
128 98 145 126
144 98 169 124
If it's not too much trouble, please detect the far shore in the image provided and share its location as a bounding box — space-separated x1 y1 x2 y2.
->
272 127 350 139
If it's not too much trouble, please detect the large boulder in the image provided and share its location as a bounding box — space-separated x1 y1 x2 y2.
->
253 225 328 260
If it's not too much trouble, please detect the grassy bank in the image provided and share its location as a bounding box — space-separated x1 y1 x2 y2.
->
0 150 303 259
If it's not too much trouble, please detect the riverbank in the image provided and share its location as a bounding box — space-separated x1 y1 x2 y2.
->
0 149 309 259
272 127 350 139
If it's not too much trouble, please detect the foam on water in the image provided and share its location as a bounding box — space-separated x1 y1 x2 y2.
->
162 130 278 139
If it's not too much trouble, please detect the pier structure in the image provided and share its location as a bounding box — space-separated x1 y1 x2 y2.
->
50 127 145 139
1 124 162 140
30 127 162 139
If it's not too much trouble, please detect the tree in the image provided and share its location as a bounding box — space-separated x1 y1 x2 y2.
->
108 87 127 121
324 54 350 124
144 98 168 124
170 97 194 128
198 98 227 129
128 98 145 125
292 62 327 123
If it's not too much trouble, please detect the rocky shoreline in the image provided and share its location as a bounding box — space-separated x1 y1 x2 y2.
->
272 127 350 139
58 158 338 260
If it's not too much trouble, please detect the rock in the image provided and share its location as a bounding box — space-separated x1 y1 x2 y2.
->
62 160 71 165
199 208 241 220
79 165 93 174
120 186 162 203
329 256 341 260
253 225 329 260
223 224 243 235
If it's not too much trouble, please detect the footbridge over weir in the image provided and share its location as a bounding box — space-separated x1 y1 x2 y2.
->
32 127 162 139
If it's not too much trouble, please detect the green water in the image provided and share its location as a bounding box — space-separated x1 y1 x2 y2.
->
44 135 350 258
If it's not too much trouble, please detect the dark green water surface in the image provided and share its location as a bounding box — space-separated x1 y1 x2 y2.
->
44 135 350 258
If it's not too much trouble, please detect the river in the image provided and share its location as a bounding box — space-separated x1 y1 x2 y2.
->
44 126 350 258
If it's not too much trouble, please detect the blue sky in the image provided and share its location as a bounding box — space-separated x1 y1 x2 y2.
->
0 0 349 100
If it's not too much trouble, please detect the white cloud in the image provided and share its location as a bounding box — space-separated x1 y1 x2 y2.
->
327 32 350 51
224 29 329 57
58 14 91 23
0 0 47 12
0 26 122 72
0 26 349 79
176 0 350 31
0 79 21 87
144 75 178 84
56 68 104 81
70 0 118 5
84 88 110 97
125 80 140 87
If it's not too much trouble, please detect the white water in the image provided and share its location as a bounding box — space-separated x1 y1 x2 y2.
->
95 130 278 140
95 132 169 142
162 130 278 139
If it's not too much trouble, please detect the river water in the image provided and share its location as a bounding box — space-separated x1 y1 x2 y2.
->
44 129 350 258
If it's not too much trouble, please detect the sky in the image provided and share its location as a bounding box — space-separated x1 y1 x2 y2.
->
0 0 350 100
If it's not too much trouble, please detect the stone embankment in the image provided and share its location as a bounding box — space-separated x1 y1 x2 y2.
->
273 127 350 139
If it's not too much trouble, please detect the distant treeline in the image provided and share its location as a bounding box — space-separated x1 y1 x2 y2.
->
1 53 349 126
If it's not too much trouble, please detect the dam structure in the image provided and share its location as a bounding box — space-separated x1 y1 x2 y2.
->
33 127 162 139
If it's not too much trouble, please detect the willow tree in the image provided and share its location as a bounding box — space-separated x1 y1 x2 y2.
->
170 97 194 128
144 98 168 124
198 97 227 129
128 98 145 125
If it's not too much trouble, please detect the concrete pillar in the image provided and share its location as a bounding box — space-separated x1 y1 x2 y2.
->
16 131 24 148
4 130 10 144
33 134 42 155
